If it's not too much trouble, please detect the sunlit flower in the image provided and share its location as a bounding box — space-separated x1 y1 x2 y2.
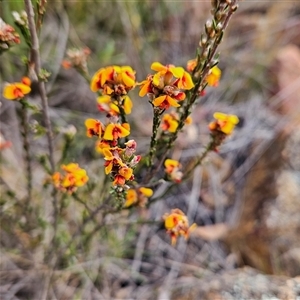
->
138 76 153 97
85 119 104 138
151 62 194 90
123 95 133 114
164 159 183 183
164 159 180 174
90 65 136 94
103 123 130 141
172 67 194 90
90 67 113 92
52 163 89 194
3 80 31 100
206 66 221 87
124 187 153 207
186 58 197 72
209 112 239 135
113 166 133 186
161 113 179 133
95 140 110 154
102 148 124 174
124 189 138 207
152 95 180 109
163 209 196 245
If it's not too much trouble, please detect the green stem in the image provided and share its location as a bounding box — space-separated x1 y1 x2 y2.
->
146 108 163 168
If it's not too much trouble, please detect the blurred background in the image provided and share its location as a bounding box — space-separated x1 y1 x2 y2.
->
1 1 300 299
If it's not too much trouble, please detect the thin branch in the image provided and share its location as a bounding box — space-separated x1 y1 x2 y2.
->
24 0 55 174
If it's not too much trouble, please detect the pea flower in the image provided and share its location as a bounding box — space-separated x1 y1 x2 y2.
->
161 113 179 133
163 209 196 245
52 163 89 194
113 166 133 186
186 58 197 72
85 119 104 138
3 77 31 100
164 159 183 183
206 66 221 87
124 187 153 207
103 123 130 141
102 148 125 174
209 112 239 135
161 112 192 133
139 62 194 110
90 65 136 94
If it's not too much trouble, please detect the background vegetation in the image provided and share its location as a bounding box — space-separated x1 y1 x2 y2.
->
1 1 300 299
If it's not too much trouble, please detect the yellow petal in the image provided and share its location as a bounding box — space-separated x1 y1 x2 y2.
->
139 81 151 97
123 96 133 114
152 95 166 107
213 112 227 120
139 187 153 197
103 124 115 140
117 124 130 138
122 72 135 88
182 72 194 90
151 62 165 72
97 95 111 104
169 66 184 78
124 189 138 207
166 96 180 108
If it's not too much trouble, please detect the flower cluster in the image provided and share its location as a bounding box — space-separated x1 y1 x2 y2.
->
163 209 196 245
52 163 89 194
164 159 183 183
85 117 140 186
139 62 194 110
90 65 136 116
2 77 31 100
0 18 20 52
161 111 192 133
124 187 153 208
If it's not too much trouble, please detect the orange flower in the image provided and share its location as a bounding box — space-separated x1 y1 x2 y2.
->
164 159 183 183
164 159 180 174
85 119 103 138
138 76 153 97
103 123 130 141
124 187 153 207
206 66 221 87
163 209 196 245
152 95 180 109
161 113 179 133
52 163 89 194
3 81 31 100
171 67 194 90
115 66 136 89
95 140 110 154
102 148 124 174
113 166 133 186
151 62 194 90
90 65 135 93
209 112 239 135
90 67 114 92
186 58 197 72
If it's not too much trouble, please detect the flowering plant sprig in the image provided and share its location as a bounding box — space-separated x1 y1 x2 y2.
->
0 18 21 54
